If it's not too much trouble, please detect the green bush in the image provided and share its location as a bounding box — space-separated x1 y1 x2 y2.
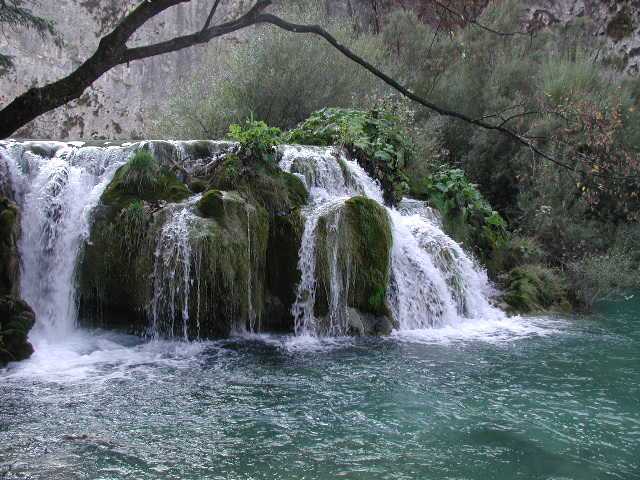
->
503 265 570 314
151 3 387 139
288 107 411 204
228 119 282 163
411 167 508 263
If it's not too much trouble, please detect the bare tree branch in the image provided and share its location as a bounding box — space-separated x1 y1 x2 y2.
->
202 0 222 31
254 13 575 173
428 0 529 37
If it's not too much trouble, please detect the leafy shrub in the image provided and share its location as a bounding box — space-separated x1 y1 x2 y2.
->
566 224 640 309
228 119 282 163
288 107 411 204
411 167 508 263
151 3 386 139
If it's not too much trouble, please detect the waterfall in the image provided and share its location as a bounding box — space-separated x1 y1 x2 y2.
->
149 199 198 340
279 145 503 334
0 141 130 338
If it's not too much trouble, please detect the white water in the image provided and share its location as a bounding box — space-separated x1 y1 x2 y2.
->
1 140 504 351
279 145 504 335
0 141 131 340
150 199 199 340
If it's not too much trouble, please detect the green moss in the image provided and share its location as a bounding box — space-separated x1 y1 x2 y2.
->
209 153 308 215
315 196 393 319
0 295 35 366
343 197 393 314
189 178 208 194
211 154 242 191
0 197 19 296
502 264 570 314
0 199 17 241
198 190 225 219
101 150 190 207
188 202 269 336
607 9 634 42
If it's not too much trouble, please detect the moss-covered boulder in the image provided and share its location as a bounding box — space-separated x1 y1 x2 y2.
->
313 196 394 335
502 264 571 314
79 145 310 337
101 150 190 208
0 295 35 366
79 150 190 330
186 199 269 336
197 189 225 219
207 153 309 332
0 196 20 296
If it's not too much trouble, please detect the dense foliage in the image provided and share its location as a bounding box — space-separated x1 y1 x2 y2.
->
288 107 411 204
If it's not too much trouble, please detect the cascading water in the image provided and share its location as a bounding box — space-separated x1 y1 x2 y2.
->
0 141 131 339
279 145 503 335
150 198 198 340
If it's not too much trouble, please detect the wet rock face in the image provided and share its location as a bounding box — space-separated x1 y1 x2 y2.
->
0 295 36 366
0 196 20 296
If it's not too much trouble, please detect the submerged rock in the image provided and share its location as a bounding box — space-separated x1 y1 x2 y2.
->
0 295 35 366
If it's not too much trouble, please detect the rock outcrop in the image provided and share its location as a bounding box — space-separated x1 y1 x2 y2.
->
0 177 36 366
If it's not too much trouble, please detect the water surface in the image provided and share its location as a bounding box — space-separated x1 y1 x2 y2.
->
2 309 639 479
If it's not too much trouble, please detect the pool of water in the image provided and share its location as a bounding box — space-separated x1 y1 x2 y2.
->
1 310 639 479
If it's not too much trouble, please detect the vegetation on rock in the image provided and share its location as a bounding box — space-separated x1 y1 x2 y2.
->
0 295 35 366
288 108 411 205
502 265 570 314
101 150 190 207
0 196 19 296
314 196 393 333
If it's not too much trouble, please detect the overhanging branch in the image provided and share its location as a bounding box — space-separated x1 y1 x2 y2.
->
255 13 575 173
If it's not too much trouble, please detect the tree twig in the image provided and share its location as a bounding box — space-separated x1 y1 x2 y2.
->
202 0 222 31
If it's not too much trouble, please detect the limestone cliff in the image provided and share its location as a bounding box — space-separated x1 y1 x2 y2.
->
2 0 638 140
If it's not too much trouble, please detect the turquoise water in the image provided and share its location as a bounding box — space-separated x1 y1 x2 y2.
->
1 310 639 479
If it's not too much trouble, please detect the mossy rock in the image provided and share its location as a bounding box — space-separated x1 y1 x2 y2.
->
209 153 308 214
189 178 208 194
78 200 156 330
198 189 225 219
314 196 394 333
101 150 190 208
0 295 36 366
185 201 269 336
502 264 571 314
79 190 271 338
264 208 305 331
0 197 20 296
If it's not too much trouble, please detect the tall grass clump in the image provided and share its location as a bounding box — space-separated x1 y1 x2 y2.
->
120 150 161 196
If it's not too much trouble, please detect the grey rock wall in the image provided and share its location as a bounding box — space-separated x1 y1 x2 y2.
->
2 0 638 140
0 0 253 140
